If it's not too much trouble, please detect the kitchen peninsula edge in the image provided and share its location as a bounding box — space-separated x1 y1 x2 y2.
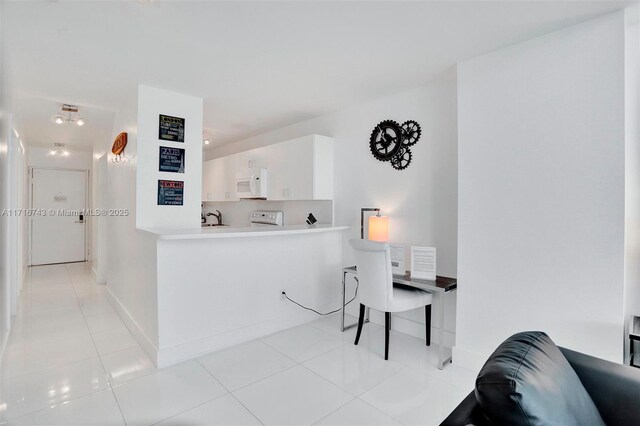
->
107 224 349 368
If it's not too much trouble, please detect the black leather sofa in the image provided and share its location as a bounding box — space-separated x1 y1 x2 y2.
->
441 332 640 426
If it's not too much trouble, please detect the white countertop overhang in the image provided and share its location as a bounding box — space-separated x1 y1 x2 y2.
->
138 224 350 240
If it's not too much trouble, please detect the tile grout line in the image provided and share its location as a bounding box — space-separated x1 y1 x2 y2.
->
145 359 264 426
195 359 266 426
65 263 129 426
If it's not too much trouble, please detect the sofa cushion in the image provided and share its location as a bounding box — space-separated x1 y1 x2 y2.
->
475 331 605 426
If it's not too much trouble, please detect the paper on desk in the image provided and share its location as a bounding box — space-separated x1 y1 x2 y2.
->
411 246 436 280
389 244 405 275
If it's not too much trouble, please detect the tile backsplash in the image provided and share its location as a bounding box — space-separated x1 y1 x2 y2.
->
202 200 333 227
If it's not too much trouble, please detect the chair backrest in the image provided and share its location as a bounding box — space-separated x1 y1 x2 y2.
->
349 239 393 311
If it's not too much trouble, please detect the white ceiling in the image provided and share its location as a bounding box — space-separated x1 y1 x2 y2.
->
14 97 115 152
3 0 635 151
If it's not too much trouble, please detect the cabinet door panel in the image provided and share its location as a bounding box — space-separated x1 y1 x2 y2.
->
283 138 314 200
202 158 226 201
266 142 287 200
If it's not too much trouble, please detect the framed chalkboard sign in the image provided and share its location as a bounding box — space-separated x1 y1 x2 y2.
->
158 180 184 206
159 114 185 142
159 146 185 173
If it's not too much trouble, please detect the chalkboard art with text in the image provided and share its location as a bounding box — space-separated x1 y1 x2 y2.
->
159 146 185 173
158 180 184 206
159 114 185 143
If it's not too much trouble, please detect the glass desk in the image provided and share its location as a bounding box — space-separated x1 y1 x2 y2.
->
341 266 457 370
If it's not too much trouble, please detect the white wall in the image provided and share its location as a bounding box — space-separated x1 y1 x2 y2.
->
7 125 26 317
102 85 206 362
624 6 640 364
27 147 92 170
0 0 10 360
136 85 203 229
92 154 108 283
207 71 458 340
457 11 626 369
98 94 161 357
154 230 344 367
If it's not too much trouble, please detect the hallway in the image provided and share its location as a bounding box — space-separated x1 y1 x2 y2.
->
0 263 474 425
1 262 147 424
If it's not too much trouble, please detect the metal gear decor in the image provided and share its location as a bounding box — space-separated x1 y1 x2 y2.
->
391 146 412 170
369 120 403 161
369 119 421 170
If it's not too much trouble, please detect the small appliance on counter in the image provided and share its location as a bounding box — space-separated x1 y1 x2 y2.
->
250 210 283 227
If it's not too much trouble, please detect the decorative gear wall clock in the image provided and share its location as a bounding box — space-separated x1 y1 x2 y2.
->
369 119 421 170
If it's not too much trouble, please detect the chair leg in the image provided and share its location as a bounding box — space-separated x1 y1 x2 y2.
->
425 305 432 346
354 304 366 345
385 312 391 360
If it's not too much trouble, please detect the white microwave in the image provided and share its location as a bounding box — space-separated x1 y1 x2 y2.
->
236 168 268 199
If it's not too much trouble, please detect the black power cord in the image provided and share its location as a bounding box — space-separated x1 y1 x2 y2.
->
281 278 359 316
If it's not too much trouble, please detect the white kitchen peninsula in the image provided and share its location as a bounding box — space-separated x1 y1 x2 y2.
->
111 225 348 368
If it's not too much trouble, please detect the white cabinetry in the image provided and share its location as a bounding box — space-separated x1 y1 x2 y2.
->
202 155 238 201
202 135 333 202
266 135 333 200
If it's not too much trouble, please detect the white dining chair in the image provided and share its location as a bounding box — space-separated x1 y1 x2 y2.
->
349 239 433 360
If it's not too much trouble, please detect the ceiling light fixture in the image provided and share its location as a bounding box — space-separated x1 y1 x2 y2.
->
52 104 85 127
48 143 70 157
203 138 211 145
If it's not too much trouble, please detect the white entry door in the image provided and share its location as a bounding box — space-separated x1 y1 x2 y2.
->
31 168 87 265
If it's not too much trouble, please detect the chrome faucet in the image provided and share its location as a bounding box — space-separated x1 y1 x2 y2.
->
206 210 223 225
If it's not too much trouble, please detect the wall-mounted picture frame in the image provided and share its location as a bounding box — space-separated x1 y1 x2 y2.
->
159 146 185 173
159 114 185 142
157 180 184 206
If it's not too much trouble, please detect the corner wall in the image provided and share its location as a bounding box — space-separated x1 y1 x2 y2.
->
457 11 626 369
206 71 458 342
624 6 640 364
136 85 203 229
100 95 160 361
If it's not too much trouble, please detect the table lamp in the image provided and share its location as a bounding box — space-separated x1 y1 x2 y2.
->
368 214 389 242
360 208 389 242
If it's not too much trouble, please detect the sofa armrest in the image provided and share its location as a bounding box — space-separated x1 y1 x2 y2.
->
440 391 490 426
560 347 640 425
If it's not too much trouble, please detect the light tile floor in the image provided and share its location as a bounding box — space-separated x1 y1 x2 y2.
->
1 262 474 425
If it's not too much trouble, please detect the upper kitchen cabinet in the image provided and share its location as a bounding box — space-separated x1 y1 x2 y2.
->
266 135 333 201
236 146 268 174
202 154 238 201
202 134 333 202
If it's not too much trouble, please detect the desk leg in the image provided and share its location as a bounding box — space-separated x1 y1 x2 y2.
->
341 271 347 332
341 271 368 332
438 291 453 370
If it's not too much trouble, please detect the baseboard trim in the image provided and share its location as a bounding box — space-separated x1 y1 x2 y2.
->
106 286 321 369
0 327 10 374
155 310 318 368
106 288 160 366
91 267 106 284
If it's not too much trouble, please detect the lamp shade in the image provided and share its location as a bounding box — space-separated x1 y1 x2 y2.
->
368 215 389 242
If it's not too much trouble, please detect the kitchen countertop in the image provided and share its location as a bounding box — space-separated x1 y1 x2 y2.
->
138 224 350 240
